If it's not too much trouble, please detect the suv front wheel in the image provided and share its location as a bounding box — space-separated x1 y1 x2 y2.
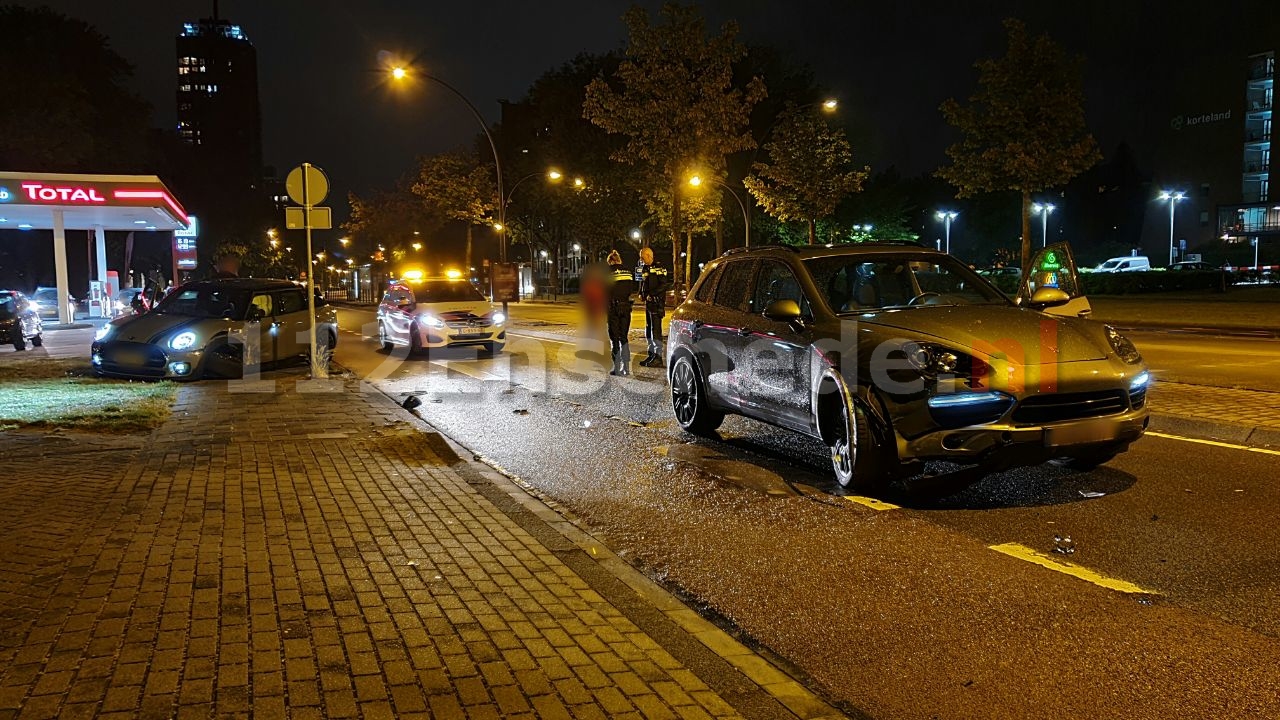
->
820 385 893 493
670 355 724 436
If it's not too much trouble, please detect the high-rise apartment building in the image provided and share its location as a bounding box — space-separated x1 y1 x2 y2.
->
175 9 262 183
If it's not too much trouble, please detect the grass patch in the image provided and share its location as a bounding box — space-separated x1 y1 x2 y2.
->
0 358 176 432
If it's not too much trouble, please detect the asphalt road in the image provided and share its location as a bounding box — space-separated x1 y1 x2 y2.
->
333 306 1280 720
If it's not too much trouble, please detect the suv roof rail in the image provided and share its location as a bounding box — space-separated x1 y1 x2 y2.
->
718 244 800 258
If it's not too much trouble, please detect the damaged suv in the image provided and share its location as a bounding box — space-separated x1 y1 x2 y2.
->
666 243 1149 491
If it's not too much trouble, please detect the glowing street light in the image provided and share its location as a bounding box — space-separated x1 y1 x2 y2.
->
1031 202 1056 248
547 169 563 181
412 242 422 251
822 98 839 112
339 237 350 247
391 66 407 81
573 177 585 188
630 228 642 241
935 210 959 254
1158 190 1187 265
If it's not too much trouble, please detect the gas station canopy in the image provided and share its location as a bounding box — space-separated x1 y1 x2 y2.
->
0 172 190 323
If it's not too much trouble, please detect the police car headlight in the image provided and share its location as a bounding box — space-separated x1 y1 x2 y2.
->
422 314 445 329
169 331 198 350
94 324 115 342
491 312 506 325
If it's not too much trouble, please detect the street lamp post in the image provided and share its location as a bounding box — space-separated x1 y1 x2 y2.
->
1158 191 1186 266
688 175 750 248
935 210 958 254
389 65 506 308
1031 202 1056 247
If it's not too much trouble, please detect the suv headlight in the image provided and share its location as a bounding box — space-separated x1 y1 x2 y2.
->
904 341 963 376
94 324 115 342
169 331 198 350
421 314 445 329
1105 326 1142 364
491 311 506 325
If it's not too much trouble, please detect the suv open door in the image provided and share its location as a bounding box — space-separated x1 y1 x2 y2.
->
1018 243 1092 319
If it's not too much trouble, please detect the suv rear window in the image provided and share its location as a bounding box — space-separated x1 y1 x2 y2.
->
693 265 723 302
713 260 755 311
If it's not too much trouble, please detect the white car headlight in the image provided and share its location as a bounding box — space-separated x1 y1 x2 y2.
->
169 331 198 350
29 301 41 311
94 324 114 342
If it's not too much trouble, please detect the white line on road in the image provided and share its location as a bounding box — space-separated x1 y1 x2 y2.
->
1146 431 1280 457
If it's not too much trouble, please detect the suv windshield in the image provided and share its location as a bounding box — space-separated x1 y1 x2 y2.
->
412 281 486 303
805 253 1007 313
152 286 251 319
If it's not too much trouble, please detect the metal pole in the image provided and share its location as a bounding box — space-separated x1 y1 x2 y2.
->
945 217 951 254
1041 211 1048 248
424 74 505 311
303 163 319 377
713 179 750 249
1168 199 1176 266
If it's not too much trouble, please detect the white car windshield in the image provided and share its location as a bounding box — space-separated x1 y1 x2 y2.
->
1099 260 1121 270
412 281 486 303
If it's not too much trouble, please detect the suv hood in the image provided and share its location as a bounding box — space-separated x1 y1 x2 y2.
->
853 304 1108 364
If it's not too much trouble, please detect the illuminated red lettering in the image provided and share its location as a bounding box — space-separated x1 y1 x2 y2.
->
20 183 107 204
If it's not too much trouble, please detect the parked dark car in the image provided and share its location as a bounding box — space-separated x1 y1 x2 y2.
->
665 244 1150 492
1167 261 1218 272
0 291 44 350
30 287 78 321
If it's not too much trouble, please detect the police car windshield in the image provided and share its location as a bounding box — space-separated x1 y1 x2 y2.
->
0 296 16 319
413 281 486 303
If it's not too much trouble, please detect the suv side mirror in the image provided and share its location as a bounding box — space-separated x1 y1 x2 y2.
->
1029 287 1071 308
763 298 803 323
246 305 265 322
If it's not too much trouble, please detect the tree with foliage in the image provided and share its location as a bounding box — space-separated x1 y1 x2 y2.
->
584 2 766 287
0 5 151 171
744 103 868 245
345 183 443 259
411 152 496 272
937 18 1101 270
508 53 647 264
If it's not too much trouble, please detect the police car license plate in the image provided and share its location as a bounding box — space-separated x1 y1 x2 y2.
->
1044 421 1118 447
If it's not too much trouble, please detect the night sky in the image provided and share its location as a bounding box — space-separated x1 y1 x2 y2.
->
16 0 1280 224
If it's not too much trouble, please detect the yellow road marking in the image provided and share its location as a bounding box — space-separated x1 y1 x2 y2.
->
844 495 901 511
1146 431 1280 457
989 542 1158 595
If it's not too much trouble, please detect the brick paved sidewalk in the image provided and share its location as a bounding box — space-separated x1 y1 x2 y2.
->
0 372 839 719
1148 381 1280 432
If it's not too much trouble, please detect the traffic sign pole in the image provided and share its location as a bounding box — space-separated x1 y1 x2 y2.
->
303 163 320 378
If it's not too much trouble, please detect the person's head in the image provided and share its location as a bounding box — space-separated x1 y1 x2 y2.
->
606 250 622 266
214 252 241 276
640 247 654 265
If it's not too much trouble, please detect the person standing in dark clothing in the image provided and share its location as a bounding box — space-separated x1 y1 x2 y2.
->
636 247 671 367
605 250 636 376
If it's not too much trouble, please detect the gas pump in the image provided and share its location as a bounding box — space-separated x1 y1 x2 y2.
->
88 281 106 318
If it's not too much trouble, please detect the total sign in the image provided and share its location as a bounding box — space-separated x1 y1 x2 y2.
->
20 183 108 204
